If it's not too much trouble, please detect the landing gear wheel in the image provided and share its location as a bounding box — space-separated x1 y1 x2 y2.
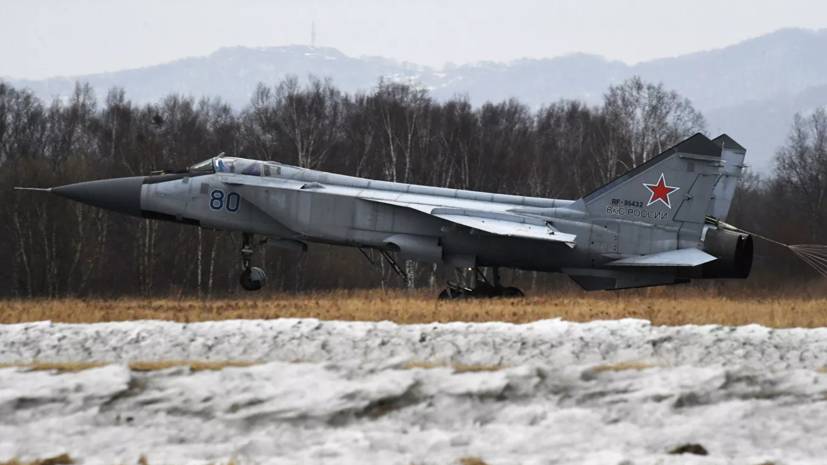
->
439 288 462 300
238 232 266 291
240 266 266 291
438 282 473 300
500 287 524 298
437 267 526 299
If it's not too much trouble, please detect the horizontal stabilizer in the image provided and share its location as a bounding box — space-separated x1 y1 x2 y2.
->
606 248 716 267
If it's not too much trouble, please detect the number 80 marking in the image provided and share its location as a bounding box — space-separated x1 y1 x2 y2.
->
209 189 241 213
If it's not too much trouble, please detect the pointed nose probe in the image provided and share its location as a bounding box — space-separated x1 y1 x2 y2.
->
48 177 145 217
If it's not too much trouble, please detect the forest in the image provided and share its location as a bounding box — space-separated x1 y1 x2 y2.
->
1 76 825 298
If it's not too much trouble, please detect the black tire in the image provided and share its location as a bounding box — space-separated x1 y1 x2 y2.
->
471 282 497 298
500 287 525 298
240 266 266 291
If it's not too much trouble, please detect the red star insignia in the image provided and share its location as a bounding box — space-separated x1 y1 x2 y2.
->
643 173 680 209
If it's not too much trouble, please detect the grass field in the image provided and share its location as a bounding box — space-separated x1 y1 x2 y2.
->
1 288 826 328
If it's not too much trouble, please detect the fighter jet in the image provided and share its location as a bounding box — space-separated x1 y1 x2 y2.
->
17 133 753 298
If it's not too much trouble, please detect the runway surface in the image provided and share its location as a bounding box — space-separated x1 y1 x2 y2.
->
2 318 826 464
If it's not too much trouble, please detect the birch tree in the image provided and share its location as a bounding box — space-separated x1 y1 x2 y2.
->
602 76 705 172
773 109 827 239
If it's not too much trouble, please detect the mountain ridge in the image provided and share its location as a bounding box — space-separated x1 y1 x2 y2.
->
5 28 827 172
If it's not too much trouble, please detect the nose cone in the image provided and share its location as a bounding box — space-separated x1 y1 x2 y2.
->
52 176 145 217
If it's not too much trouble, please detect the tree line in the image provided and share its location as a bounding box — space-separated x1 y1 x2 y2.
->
0 75 824 298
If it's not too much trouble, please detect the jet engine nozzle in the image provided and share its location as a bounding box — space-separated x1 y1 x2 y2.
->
698 228 754 279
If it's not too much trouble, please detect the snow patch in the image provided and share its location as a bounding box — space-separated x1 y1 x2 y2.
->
3 319 827 463
2 319 827 369
1 361 825 464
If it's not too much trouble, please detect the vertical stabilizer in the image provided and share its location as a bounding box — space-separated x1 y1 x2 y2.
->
582 133 724 227
709 134 747 221
570 133 748 292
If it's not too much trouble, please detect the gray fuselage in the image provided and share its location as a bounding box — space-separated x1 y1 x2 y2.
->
29 133 753 292
140 159 610 274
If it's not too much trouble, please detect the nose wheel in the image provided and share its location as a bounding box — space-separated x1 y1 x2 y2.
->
240 266 266 291
239 233 267 291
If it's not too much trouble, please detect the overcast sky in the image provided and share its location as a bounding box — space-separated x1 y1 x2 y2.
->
2 0 827 79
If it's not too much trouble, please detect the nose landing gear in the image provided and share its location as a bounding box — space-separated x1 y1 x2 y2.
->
239 232 266 291
240 266 266 291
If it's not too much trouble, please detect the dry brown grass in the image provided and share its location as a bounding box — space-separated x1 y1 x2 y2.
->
0 455 241 465
1 288 826 328
458 458 490 465
128 361 258 371
404 362 507 372
0 361 110 372
0 454 75 465
1 360 508 373
592 362 654 372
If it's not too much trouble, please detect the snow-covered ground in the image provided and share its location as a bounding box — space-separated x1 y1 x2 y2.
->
3 318 827 369
2 318 827 464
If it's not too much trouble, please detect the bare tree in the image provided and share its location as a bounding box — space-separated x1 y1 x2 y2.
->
773 109 827 240
1 76 814 297
602 76 706 172
373 79 431 183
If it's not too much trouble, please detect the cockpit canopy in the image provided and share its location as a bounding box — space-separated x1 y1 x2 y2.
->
187 159 215 173
187 156 264 176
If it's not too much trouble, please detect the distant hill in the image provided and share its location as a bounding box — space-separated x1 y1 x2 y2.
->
5 28 827 172
705 83 827 173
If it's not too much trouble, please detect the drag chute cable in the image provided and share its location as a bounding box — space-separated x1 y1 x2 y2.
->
716 220 827 278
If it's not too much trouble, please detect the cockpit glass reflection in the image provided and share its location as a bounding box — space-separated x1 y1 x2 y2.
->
187 159 215 173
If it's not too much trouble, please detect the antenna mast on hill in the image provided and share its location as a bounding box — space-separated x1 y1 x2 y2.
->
311 21 316 47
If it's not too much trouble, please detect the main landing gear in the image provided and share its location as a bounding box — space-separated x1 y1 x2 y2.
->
438 266 524 300
358 247 410 287
239 232 267 291
356 247 523 299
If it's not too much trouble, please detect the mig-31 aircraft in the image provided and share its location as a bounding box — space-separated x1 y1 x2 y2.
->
17 133 753 299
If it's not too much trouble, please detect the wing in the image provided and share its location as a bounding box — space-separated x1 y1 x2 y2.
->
364 198 576 246
437 213 575 243
216 174 577 246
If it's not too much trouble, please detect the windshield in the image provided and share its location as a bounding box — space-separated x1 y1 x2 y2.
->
216 157 262 176
185 157 262 176
188 159 215 173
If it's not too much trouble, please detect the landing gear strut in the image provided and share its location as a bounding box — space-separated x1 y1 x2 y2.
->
239 232 266 291
438 266 524 300
358 247 410 286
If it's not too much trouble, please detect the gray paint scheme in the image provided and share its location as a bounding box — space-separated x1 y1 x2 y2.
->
38 132 752 291
710 134 747 221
